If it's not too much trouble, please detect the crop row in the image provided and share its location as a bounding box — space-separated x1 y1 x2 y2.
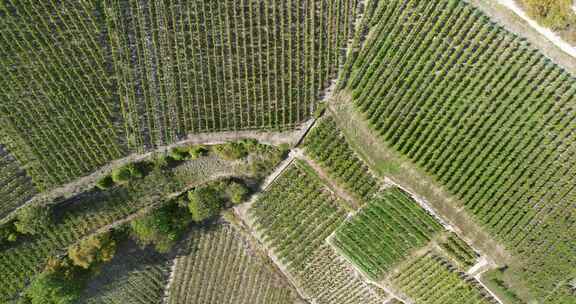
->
332 187 443 279
105 0 358 151
391 253 497 304
304 116 380 202
248 162 387 304
82 243 171 304
0 154 242 301
0 1 125 189
438 232 478 269
340 0 576 296
168 224 295 304
0 145 37 219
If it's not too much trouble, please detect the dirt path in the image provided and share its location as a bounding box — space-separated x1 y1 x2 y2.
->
466 0 576 75
1 125 313 225
328 95 514 267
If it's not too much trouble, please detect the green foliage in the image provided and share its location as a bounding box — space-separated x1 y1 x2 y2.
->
188 145 208 159
0 222 18 246
213 142 249 160
19 258 85 304
169 147 190 161
111 164 143 185
130 203 191 253
521 0 576 30
96 175 115 190
14 205 53 235
68 232 117 269
225 181 249 205
187 186 224 222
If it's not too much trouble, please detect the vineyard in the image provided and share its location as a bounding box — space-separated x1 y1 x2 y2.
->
167 223 296 304
103 0 357 151
304 116 380 202
81 241 172 304
0 145 37 218
331 187 444 280
438 232 478 269
248 161 388 304
390 252 497 304
0 152 254 302
340 0 576 298
0 1 125 190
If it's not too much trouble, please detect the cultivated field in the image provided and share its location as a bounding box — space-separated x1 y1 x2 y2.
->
248 161 388 304
340 0 576 299
0 144 36 218
168 223 297 304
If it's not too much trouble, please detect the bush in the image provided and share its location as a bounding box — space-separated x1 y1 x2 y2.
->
0 222 18 246
111 164 143 185
188 186 224 222
521 0 576 30
15 205 53 235
96 175 114 190
19 257 84 304
226 182 249 204
68 232 116 269
213 142 248 160
188 145 208 159
130 203 191 253
169 147 190 161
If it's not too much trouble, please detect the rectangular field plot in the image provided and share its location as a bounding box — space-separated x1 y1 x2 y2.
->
390 253 497 304
330 187 444 280
248 161 388 304
167 224 297 304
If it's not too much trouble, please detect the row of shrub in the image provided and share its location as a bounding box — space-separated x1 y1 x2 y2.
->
96 139 282 191
17 177 251 304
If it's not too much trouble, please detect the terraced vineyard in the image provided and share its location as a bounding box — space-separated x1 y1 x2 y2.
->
0 153 248 302
390 253 497 304
0 145 36 218
340 0 576 298
167 224 296 304
0 1 125 190
304 116 380 202
105 0 357 151
248 161 388 304
331 187 444 279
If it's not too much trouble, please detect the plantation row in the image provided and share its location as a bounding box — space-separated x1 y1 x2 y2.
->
304 116 380 202
390 253 497 304
0 0 359 189
332 187 443 280
341 0 576 297
168 224 296 304
0 153 247 301
105 0 358 151
82 242 172 304
0 0 125 190
438 233 478 269
248 162 388 304
0 145 37 218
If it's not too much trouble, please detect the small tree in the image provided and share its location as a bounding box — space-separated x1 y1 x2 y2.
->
96 175 114 190
15 205 52 235
68 232 116 269
131 203 191 253
213 142 248 160
226 182 249 205
188 186 223 222
111 164 143 185
169 147 190 161
20 257 83 304
188 145 208 159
